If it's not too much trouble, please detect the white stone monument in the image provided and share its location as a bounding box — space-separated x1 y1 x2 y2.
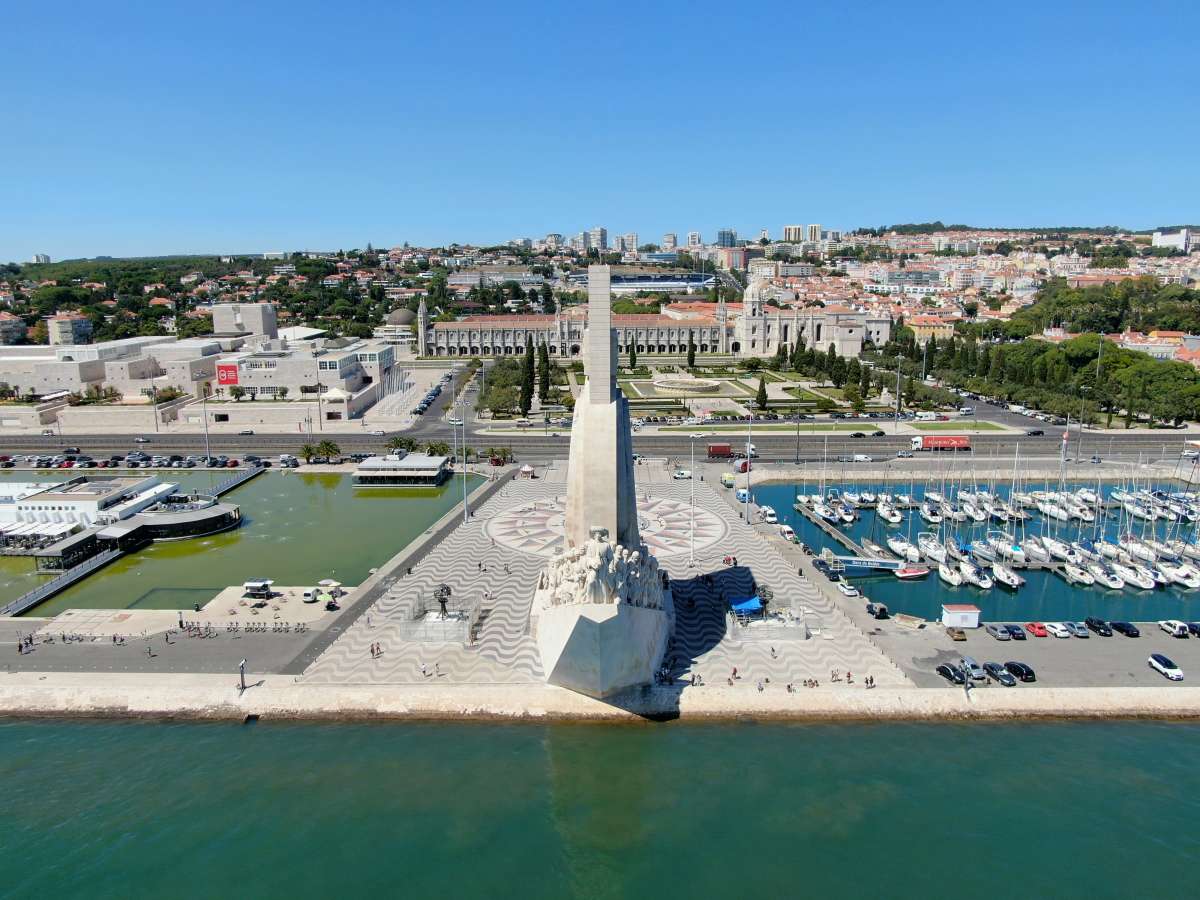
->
530 265 673 698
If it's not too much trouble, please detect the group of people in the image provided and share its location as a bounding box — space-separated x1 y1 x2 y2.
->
369 642 384 659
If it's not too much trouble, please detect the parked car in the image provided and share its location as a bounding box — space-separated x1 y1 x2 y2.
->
1159 620 1189 638
672 469 692 480
1064 621 1089 638
865 601 889 619
1110 621 1140 637
1188 623 1200 638
837 582 860 597
1149 654 1184 681
1084 617 1113 636
984 662 1017 686
1045 622 1072 638
946 626 966 641
985 623 1011 641
1025 622 1049 637
370 430 386 436
960 656 987 681
936 663 965 685
1004 661 1036 683
1003 624 1026 641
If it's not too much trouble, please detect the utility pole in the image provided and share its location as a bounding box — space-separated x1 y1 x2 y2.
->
894 355 902 433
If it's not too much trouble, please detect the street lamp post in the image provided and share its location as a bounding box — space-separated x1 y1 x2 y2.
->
460 400 469 523
201 384 212 462
1077 386 1090 460
689 436 695 566
238 658 247 693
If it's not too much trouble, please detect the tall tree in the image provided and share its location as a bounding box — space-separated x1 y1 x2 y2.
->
755 375 768 411
540 283 555 314
520 335 534 414
629 344 637 369
687 332 696 368
537 341 550 399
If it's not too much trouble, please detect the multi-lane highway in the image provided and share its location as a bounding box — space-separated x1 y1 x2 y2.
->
1 424 1192 466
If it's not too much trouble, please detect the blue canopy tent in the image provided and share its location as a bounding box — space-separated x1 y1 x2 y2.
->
730 596 762 615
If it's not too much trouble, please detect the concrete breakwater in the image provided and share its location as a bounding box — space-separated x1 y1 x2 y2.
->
3 673 1200 722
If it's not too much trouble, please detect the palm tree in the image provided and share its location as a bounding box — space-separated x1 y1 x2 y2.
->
299 443 317 463
387 436 417 453
425 440 451 456
316 439 341 460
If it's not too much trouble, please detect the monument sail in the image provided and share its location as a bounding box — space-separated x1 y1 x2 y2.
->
531 265 673 698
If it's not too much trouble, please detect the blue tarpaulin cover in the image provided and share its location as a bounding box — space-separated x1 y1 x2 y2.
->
731 596 762 613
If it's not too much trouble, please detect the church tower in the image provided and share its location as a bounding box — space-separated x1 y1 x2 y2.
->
416 298 429 356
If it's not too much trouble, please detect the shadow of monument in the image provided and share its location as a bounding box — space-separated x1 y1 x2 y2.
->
600 565 756 721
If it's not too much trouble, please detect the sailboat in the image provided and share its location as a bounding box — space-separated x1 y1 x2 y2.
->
886 534 920 563
919 500 943 524
876 499 902 525
918 531 946 563
1060 563 1095 585
991 560 1025 590
938 561 964 585
958 556 994 589
988 530 1027 566
1087 561 1125 590
1112 561 1155 590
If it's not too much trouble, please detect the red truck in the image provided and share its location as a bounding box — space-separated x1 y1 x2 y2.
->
910 435 971 451
707 443 734 459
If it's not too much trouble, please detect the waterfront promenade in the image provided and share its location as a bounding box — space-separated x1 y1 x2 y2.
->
4 459 1200 721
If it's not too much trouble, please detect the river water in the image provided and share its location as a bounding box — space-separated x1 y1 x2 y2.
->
1 718 1198 898
0 471 480 616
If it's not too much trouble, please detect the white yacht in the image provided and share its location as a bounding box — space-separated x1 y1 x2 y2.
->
886 535 921 563
1087 561 1125 590
1112 561 1155 590
1060 563 1095 585
938 562 963 586
991 561 1025 590
1043 536 1077 562
917 532 946 563
958 557 994 589
1023 536 1051 563
876 501 902 525
919 501 943 524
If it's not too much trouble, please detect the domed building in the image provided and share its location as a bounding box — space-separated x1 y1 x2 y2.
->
373 306 418 350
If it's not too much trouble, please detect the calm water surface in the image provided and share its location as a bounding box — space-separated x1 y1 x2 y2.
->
753 480 1200 622
0 471 479 615
1 719 1198 899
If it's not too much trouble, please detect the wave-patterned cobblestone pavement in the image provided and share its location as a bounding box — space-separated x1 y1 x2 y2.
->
303 472 910 689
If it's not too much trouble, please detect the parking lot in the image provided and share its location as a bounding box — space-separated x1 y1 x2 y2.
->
854 609 1200 689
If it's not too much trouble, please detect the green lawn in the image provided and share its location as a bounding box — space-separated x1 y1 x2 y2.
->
912 421 1005 431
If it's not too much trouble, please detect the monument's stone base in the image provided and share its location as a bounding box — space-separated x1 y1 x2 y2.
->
534 602 671 698
531 537 673 698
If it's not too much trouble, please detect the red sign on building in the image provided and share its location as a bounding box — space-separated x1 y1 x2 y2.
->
216 363 240 386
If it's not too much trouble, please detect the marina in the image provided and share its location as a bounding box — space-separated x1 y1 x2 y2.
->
754 467 1200 624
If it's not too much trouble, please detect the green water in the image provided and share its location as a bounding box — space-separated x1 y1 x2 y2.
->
2 471 479 616
1 719 1198 899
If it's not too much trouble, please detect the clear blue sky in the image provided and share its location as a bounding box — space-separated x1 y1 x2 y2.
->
5 0 1197 261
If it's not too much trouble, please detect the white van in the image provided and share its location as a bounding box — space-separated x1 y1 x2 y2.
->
914 411 938 421
853 454 873 463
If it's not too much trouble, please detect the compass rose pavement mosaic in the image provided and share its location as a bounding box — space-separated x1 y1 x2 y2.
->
485 494 728 558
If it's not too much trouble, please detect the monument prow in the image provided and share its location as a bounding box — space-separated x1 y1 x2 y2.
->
531 265 673 699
